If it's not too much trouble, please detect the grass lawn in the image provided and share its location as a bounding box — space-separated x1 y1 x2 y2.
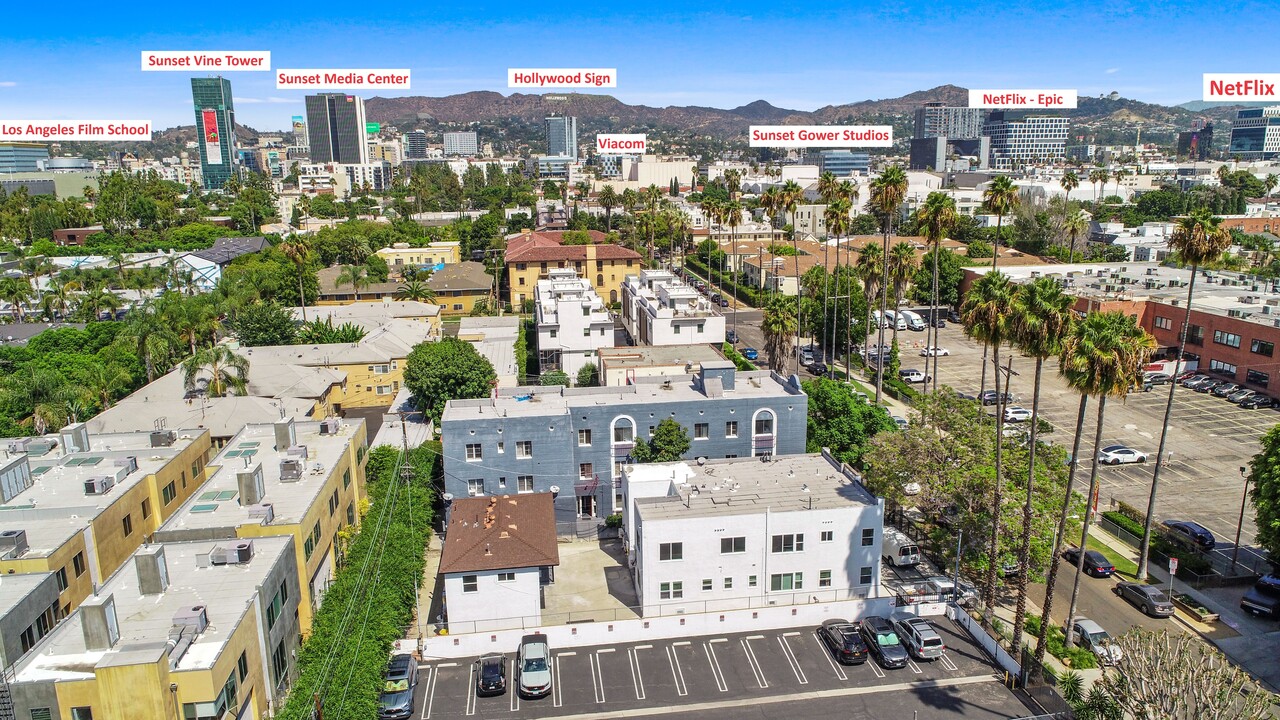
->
1086 536 1139 578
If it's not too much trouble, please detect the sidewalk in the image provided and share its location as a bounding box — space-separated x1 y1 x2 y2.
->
406 532 443 644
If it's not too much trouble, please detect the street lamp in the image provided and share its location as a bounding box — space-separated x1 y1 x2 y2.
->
1232 465 1252 574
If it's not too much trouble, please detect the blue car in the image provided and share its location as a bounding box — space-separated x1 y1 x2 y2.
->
742 347 758 361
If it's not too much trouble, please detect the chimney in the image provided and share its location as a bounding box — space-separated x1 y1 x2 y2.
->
237 463 265 505
586 244 597 263
81 594 121 651
273 417 296 451
135 545 169 595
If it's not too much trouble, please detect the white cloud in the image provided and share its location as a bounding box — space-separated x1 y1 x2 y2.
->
233 96 263 104
1105 68 1120 74
0 81 17 87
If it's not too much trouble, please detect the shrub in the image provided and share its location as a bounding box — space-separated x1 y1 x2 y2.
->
604 513 623 529
721 343 756 371
1024 614 1099 670
1103 510 1145 538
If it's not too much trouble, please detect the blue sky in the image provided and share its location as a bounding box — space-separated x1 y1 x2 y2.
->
3 1 1275 130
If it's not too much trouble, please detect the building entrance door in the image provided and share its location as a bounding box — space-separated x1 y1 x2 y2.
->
577 494 594 518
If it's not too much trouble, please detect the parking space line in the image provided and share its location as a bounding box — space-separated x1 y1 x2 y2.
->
813 631 848 680
465 663 478 716
704 639 729 692
907 659 923 674
628 646 648 700
940 652 959 672
553 655 564 708
421 667 436 719
740 637 769 688
777 635 809 685
590 652 606 703
666 645 688 696
509 658 519 712
868 659 886 678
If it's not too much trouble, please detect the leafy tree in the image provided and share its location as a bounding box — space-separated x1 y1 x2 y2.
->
576 362 599 387
910 248 965 308
1249 425 1280 563
403 338 496 424
561 230 593 245
966 239 993 259
631 418 691 463
803 378 894 465
540 370 569 386
227 302 297 347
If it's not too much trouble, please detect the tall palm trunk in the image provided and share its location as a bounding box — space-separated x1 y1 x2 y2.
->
1137 268 1198 580
876 221 891 405
1065 396 1108 644
982 350 1008 627
1032 393 1089 679
979 213 1005 399
1010 356 1043 661
793 232 803 375
823 242 832 378
297 265 308 322
931 242 941 393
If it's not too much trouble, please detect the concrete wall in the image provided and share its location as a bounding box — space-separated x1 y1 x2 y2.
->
0 572 61 667
443 567 542 625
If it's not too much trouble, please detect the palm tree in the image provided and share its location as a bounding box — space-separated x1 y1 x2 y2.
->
1088 169 1108 204
1006 277 1076 659
1264 173 1278 199
107 250 127 282
1060 171 1079 199
0 279 32 321
854 242 883 371
39 279 80 320
395 280 436 303
824 198 852 376
1136 209 1232 580
887 241 918 352
960 270 1017 623
759 187 784 232
336 265 369 296
83 363 132 411
183 345 250 398
869 165 908 405
573 180 591 215
817 171 840 205
724 201 743 334
761 296 797 373
1062 210 1089 264
982 175 1019 272
279 237 312 321
1062 311 1155 644
642 184 664 262
914 192 958 392
1112 168 1130 199
840 181 861 378
781 179 805 372
598 185 619 232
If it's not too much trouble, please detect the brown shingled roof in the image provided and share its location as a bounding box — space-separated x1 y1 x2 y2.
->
439 493 560 574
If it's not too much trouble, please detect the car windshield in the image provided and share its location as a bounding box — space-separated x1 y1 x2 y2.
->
523 657 548 672
384 679 409 693
876 631 900 647
1087 630 1109 643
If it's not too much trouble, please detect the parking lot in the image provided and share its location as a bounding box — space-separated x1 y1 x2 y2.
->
922 321 1277 570
413 618 1032 719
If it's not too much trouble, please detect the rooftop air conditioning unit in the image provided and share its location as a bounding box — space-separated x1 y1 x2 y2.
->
0 529 29 558
232 540 254 563
150 430 177 448
208 545 239 566
6 439 30 454
1147 267 1157 275
287 445 308 459
171 605 209 634
25 439 55 457
247 503 274 524
280 458 304 482
1228 309 1247 318
84 476 115 495
113 456 138 475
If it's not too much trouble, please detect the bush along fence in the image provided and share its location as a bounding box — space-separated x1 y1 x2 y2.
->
1097 499 1253 588
683 256 773 308
721 342 756 371
277 443 439 720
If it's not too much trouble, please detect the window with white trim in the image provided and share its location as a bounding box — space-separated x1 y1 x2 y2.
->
517 475 535 493
721 537 746 554
660 542 683 561
771 533 804 553
498 572 515 582
516 441 532 458
694 423 709 439
770 572 803 591
467 479 484 496
465 443 482 461
462 575 478 592
819 570 832 587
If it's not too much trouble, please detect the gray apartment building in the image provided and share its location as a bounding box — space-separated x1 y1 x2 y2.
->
305 93 369 165
441 363 807 528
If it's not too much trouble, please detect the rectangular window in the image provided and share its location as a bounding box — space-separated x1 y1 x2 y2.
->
518 475 535 493
266 588 283 630
467 479 484 496
498 477 507 489
376 385 393 395
720 537 746 554
702 578 713 591
583 328 591 337
1247 369 1270 387
614 425 633 443
1210 359 1237 375
819 570 832 588
497 572 515 582
694 423 709 440
122 513 133 537
771 533 804 553
141 498 151 520
368 364 391 374
724 577 733 590
748 575 758 588
347 502 355 525
73 551 86 577
659 581 684 599
497 442 504 454
343 468 351 488
272 638 288 687
70 710 93 720
328 489 339 516
162 481 177 505
238 651 248 681
673 325 681 334
755 415 774 435
1186 324 1204 346
861 528 875 547
55 567 68 592
1251 339 1275 357
1213 330 1242 348
1154 316 1172 330
697 324 705 334
659 542 683 561
769 573 803 591
579 462 593 479
516 441 532 458
578 429 592 446
465 443 482 461
462 575 478 593
820 530 834 542
859 567 873 585
725 421 738 438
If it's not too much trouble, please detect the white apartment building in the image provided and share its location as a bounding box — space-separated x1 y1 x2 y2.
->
623 451 885 615
444 131 479 156
535 269 615 381
620 270 726 346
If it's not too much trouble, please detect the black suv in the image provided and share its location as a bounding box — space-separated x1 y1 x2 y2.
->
1161 520 1216 550
1241 574 1280 619
817 619 869 664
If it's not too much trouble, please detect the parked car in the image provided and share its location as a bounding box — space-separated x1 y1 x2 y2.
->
920 346 950 356
726 329 739 344
891 415 909 431
1161 519 1216 550
1240 574 1280 618
516 634 553 698
1212 382 1242 397
1070 618 1122 665
1181 374 1211 389
1097 444 1148 464
742 347 759 361
718 298 730 307
1194 378 1226 393
859 615 909 669
891 613 946 660
900 310 926 331
932 316 947 329
954 391 978 402
1241 393 1279 409
807 361 829 376
926 575 979 608
377 654 419 719
1228 389 1257 403
475 654 508 696
1114 582 1175 617
817 619 869 664
979 390 1015 406
1143 372 1172 385
1175 370 1199 382
800 347 815 365
1062 547 1116 578
1003 406 1032 423
900 369 930 383
947 309 962 323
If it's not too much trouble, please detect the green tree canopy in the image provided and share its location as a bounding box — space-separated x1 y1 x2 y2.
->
910 248 966 308
803 378 895 465
576 362 599 387
540 370 569 386
226 302 297 347
631 418 691 463
1249 424 1280 564
403 337 496 424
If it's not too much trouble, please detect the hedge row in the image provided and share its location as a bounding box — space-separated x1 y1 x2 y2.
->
278 443 438 720
684 256 772 308
1101 510 1213 577
721 342 757 372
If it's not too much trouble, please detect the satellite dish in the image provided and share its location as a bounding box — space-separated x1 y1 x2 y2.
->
696 457 707 465
549 485 561 496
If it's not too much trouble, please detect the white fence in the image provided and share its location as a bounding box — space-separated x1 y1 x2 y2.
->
946 604 1021 678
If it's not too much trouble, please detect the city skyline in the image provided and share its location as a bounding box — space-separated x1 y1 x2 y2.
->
4 0 1279 129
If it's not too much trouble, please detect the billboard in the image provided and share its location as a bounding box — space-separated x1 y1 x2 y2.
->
201 109 223 165
292 115 305 135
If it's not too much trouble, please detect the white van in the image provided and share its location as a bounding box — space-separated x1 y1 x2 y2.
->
883 310 907 331
883 528 921 567
900 310 925 331
872 310 884 328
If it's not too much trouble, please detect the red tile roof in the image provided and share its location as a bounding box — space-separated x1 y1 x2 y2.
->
439 493 560 574
504 230 641 264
